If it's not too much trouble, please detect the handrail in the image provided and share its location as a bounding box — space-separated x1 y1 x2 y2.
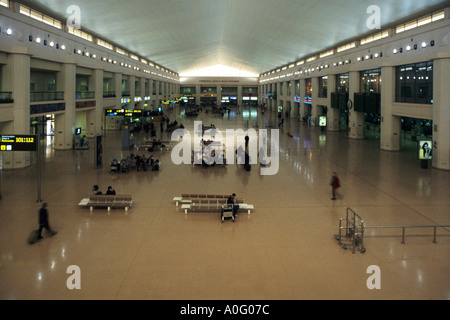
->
365 224 450 244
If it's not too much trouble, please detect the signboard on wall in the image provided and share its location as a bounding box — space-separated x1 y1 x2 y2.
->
0 135 38 151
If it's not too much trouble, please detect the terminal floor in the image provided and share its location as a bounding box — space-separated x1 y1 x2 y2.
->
0 107 449 300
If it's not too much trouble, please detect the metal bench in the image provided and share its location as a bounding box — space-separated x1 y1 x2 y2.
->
79 195 133 214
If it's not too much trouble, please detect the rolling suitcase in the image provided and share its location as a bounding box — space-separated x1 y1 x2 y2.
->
221 204 235 223
27 229 40 245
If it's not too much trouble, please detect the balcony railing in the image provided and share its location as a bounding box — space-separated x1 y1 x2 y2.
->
103 91 116 98
76 91 95 100
30 91 64 102
0 92 13 104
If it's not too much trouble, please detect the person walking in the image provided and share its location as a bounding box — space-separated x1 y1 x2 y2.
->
37 203 57 240
330 172 340 200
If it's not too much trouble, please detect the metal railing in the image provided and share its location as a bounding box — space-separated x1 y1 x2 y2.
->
336 208 450 254
365 224 450 244
30 91 64 102
0 92 13 103
103 91 116 98
75 91 95 100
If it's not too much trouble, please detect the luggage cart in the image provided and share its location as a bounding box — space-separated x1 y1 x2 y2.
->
335 208 366 254
221 204 235 223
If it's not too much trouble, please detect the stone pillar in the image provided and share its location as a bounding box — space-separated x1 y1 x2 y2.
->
431 58 450 170
129 75 136 108
290 80 296 117
311 77 319 125
88 68 104 137
113 72 122 107
149 79 154 108
238 85 243 108
2 50 31 168
55 63 76 150
299 79 305 118
327 74 339 131
196 83 201 106
380 66 401 151
348 71 364 139
217 84 222 107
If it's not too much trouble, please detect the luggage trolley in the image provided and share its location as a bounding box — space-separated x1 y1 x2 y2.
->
221 204 235 223
335 208 366 254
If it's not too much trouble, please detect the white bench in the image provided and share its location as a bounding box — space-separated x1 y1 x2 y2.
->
173 197 192 207
79 195 133 215
181 203 254 215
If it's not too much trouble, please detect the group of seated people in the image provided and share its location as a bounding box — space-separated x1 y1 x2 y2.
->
110 153 160 173
92 185 116 195
167 120 184 132
145 139 167 152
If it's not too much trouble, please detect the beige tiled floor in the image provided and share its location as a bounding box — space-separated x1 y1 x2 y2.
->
0 106 449 300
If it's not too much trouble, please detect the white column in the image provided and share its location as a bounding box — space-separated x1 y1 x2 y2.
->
311 77 319 125
348 71 364 139
380 66 401 151
327 75 339 131
238 85 243 108
129 75 136 108
217 84 222 107
89 68 104 137
196 83 201 106
290 80 296 117
299 79 305 118
149 79 154 108
114 72 122 107
2 50 31 168
139 77 145 108
432 58 450 170
55 63 76 150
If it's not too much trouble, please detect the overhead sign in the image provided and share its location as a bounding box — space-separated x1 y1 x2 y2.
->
0 134 38 151
105 109 143 117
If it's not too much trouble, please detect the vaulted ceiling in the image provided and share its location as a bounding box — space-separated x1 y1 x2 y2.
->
18 0 449 76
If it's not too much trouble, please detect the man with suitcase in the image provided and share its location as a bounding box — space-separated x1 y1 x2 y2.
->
37 202 57 240
227 193 240 219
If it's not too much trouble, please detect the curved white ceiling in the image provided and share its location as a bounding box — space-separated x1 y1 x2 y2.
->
18 0 449 76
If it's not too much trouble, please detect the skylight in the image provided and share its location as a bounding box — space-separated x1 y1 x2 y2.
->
180 65 259 78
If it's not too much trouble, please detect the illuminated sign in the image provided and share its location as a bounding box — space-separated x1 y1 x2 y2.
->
0 134 38 151
105 109 144 117
304 96 312 104
418 140 432 160
319 116 327 127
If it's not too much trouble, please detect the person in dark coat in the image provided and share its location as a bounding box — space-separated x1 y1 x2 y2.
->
106 186 116 195
37 203 57 239
227 193 240 219
330 172 341 200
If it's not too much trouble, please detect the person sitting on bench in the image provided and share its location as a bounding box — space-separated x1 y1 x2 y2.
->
227 193 240 219
92 185 102 195
106 186 116 195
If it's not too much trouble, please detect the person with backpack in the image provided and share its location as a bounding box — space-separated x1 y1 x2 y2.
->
330 172 340 200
